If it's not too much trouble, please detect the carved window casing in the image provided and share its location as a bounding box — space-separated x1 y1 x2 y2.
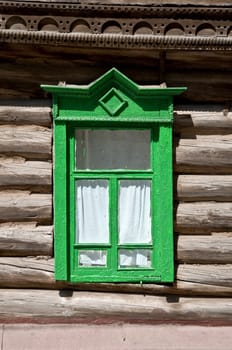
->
42 69 185 283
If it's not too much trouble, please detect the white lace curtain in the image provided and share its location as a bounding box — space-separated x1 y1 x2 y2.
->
76 179 109 244
76 179 151 267
118 180 151 267
119 180 151 244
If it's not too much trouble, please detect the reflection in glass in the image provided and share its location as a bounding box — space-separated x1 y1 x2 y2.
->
119 249 151 268
79 250 107 267
76 129 150 170
76 180 109 244
119 180 151 244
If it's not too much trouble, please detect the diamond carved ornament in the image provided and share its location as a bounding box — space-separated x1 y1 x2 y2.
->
99 88 128 117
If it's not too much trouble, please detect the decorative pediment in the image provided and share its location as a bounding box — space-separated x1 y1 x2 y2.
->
42 68 186 122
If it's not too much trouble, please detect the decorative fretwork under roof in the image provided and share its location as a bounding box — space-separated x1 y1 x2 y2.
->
0 0 232 51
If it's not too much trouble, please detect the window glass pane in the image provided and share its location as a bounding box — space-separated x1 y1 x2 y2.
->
79 250 107 267
76 129 150 170
119 180 152 244
119 249 151 268
76 180 109 243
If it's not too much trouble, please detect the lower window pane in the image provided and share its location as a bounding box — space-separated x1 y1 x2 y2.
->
119 249 151 268
79 250 107 267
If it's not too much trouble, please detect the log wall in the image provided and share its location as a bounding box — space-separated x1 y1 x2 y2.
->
1 102 232 294
0 46 232 321
1 46 232 104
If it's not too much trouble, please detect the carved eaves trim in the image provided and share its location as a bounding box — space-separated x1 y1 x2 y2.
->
1 2 232 20
1 30 232 51
0 3 232 50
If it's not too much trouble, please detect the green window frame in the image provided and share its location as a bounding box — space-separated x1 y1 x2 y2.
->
42 68 185 283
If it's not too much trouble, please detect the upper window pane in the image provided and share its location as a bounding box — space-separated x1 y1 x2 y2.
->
75 129 151 170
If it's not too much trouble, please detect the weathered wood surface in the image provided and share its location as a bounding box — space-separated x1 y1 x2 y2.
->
0 224 53 256
177 264 232 288
0 48 160 100
175 135 232 174
1 109 232 175
1 191 232 231
0 289 232 321
4 161 232 200
0 257 56 289
166 51 232 104
0 157 51 189
0 191 52 224
0 258 232 296
177 175 232 201
0 103 51 126
174 108 232 136
177 235 232 263
0 46 231 103
2 101 231 133
0 157 51 192
1 226 232 262
0 125 51 160
176 202 232 233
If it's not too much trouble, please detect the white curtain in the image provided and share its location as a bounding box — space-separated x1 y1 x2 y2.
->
76 180 109 244
119 180 151 244
119 249 151 268
79 250 107 267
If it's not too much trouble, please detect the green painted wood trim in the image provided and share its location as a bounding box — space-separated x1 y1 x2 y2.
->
154 123 174 282
69 128 76 282
68 125 172 283
41 68 186 123
54 121 69 280
42 68 186 283
41 68 186 97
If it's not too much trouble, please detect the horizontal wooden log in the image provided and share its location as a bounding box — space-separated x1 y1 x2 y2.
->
115 280 232 298
4 162 232 201
0 157 51 189
166 51 232 103
0 46 231 103
176 202 232 233
0 257 56 289
0 197 231 232
0 103 51 126
0 289 232 321
0 258 232 297
0 224 53 256
177 175 232 201
1 224 232 262
0 51 160 100
167 51 232 71
0 194 231 234
0 191 52 224
1 102 230 134
177 264 232 288
174 108 232 136
0 125 51 160
175 135 232 174
169 77 232 105
177 235 232 263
